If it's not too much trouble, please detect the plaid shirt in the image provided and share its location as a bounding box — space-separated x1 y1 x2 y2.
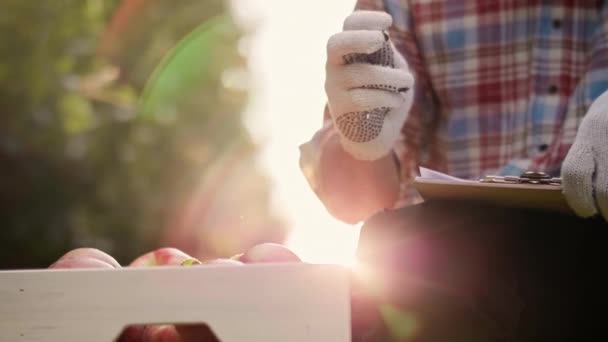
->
302 0 608 207
356 0 608 205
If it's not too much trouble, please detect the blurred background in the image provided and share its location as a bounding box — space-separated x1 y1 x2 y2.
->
0 0 359 269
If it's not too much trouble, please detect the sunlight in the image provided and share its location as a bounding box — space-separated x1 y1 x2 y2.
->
231 0 359 266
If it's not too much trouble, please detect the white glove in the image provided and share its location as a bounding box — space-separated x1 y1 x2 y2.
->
325 11 414 161
561 89 608 221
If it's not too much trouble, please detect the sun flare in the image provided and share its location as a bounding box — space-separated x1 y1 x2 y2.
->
231 0 359 267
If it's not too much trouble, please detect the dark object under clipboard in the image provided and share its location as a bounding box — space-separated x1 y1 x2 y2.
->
354 169 603 341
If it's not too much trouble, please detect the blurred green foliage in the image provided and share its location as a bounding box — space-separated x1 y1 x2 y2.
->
0 0 285 268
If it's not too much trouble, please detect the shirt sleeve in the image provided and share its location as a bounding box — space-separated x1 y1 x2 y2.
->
299 0 440 208
542 1 608 173
356 0 441 207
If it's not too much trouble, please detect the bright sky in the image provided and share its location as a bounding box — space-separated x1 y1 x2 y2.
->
230 0 360 266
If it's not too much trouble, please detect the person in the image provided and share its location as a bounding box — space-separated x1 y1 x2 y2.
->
300 0 608 225
299 0 608 340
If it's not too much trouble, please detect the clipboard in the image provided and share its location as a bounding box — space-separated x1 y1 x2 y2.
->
413 168 573 214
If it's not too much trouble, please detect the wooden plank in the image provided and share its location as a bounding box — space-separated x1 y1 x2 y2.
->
0 263 351 341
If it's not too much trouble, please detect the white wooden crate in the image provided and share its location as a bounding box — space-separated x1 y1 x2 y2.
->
0 263 351 341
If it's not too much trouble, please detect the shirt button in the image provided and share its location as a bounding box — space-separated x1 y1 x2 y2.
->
552 19 562 29
538 144 549 152
548 85 558 94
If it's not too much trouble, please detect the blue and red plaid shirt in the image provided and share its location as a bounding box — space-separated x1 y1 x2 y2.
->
377 0 608 206
302 0 608 207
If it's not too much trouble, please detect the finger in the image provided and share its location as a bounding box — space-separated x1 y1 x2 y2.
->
327 30 387 65
329 63 413 92
238 243 301 263
595 153 608 220
49 248 121 268
343 10 392 31
329 88 405 115
339 124 401 160
562 144 598 218
336 103 407 145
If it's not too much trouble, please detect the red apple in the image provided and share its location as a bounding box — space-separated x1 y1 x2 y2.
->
174 323 221 342
129 247 201 267
202 258 244 266
238 243 301 263
141 325 180 342
139 324 221 342
48 248 121 269
116 325 146 342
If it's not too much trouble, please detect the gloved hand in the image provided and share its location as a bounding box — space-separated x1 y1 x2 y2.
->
561 89 608 221
325 10 414 161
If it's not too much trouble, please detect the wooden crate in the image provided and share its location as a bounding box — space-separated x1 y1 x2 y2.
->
0 263 351 341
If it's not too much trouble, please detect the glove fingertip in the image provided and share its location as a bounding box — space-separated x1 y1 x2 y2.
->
344 10 392 31
593 158 608 221
562 147 598 218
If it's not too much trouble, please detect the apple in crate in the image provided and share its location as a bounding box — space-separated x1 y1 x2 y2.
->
128 247 203 267
237 242 301 263
49 248 121 269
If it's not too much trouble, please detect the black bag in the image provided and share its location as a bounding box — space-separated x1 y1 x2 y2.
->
351 200 606 341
